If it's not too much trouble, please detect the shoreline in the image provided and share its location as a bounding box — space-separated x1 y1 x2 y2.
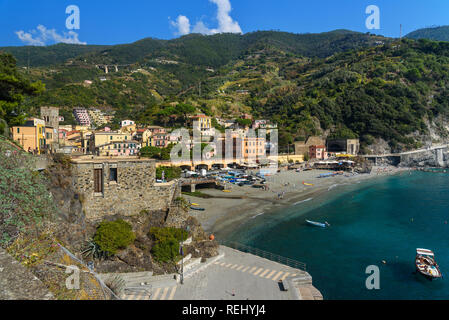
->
183 166 409 239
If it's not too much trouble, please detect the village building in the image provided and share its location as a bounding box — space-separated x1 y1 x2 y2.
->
294 136 326 156
95 140 141 156
121 120 135 128
73 108 91 127
40 107 60 145
88 109 108 127
10 118 47 154
309 145 328 160
91 132 132 150
70 157 179 221
326 139 360 155
190 115 215 136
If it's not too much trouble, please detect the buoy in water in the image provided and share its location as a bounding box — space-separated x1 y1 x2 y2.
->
209 234 215 241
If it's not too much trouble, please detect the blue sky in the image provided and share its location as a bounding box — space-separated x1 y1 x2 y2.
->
0 0 449 46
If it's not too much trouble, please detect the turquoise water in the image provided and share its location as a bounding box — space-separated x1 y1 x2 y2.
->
224 172 449 299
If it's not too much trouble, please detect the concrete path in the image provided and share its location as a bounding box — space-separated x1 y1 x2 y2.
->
121 246 318 300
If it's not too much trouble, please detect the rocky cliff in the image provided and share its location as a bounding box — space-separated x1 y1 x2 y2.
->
399 147 449 168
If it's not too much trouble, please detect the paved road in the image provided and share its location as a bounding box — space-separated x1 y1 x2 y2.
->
122 246 308 300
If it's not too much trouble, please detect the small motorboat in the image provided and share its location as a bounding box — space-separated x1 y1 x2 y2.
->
415 248 442 280
306 220 329 228
190 206 205 211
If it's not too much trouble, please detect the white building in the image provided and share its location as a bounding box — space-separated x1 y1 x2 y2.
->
121 120 135 128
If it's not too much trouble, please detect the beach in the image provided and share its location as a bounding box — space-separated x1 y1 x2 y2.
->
183 166 407 237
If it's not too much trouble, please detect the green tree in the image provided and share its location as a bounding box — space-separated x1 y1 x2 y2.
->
0 53 45 134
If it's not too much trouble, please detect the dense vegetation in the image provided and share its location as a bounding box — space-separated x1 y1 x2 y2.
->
149 227 189 263
0 139 55 246
0 53 45 134
3 30 449 152
93 219 135 256
406 26 449 42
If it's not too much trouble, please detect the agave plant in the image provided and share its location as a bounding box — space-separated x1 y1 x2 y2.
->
82 239 108 260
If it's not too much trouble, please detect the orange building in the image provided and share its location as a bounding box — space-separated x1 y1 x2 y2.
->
10 118 47 154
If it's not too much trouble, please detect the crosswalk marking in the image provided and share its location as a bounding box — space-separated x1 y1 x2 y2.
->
151 288 161 300
259 269 270 277
168 286 177 300
160 287 169 300
253 268 264 276
280 272 290 280
271 271 284 281
213 260 301 283
266 270 277 279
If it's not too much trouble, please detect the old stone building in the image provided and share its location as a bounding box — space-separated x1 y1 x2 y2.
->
71 157 179 221
294 136 326 156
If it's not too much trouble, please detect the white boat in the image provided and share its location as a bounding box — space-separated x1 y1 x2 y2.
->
415 248 442 280
305 220 329 228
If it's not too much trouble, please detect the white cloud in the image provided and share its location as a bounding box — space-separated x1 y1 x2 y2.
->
170 0 242 36
15 25 86 46
170 15 191 36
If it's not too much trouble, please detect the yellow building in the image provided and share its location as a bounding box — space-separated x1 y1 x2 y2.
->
10 118 46 154
92 132 131 150
190 115 212 133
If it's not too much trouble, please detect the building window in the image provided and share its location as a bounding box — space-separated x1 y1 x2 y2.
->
94 169 103 193
17 128 20 134
109 168 118 183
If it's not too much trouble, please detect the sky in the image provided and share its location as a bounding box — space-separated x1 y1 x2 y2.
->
0 0 449 47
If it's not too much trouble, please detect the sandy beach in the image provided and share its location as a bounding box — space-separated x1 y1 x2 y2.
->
183 166 408 237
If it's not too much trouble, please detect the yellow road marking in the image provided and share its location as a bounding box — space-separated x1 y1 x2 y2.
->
271 271 284 281
160 287 169 300
259 269 270 277
266 270 277 279
168 286 177 300
280 272 290 280
151 288 161 300
253 268 264 276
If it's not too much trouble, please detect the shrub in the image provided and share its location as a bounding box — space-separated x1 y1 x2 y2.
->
93 219 135 256
156 166 181 180
149 227 189 263
151 238 180 263
149 227 188 243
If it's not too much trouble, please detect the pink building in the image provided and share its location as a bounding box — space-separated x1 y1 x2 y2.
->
309 145 328 160
73 108 91 127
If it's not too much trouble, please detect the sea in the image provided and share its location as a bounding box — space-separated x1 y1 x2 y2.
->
222 171 449 299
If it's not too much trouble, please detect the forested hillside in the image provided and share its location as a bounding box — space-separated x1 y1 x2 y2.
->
2 30 449 153
406 26 449 42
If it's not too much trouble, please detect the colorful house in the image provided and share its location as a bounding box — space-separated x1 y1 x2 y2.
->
10 118 47 154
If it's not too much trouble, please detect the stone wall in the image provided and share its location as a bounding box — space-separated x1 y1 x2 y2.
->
399 148 449 168
71 158 179 221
